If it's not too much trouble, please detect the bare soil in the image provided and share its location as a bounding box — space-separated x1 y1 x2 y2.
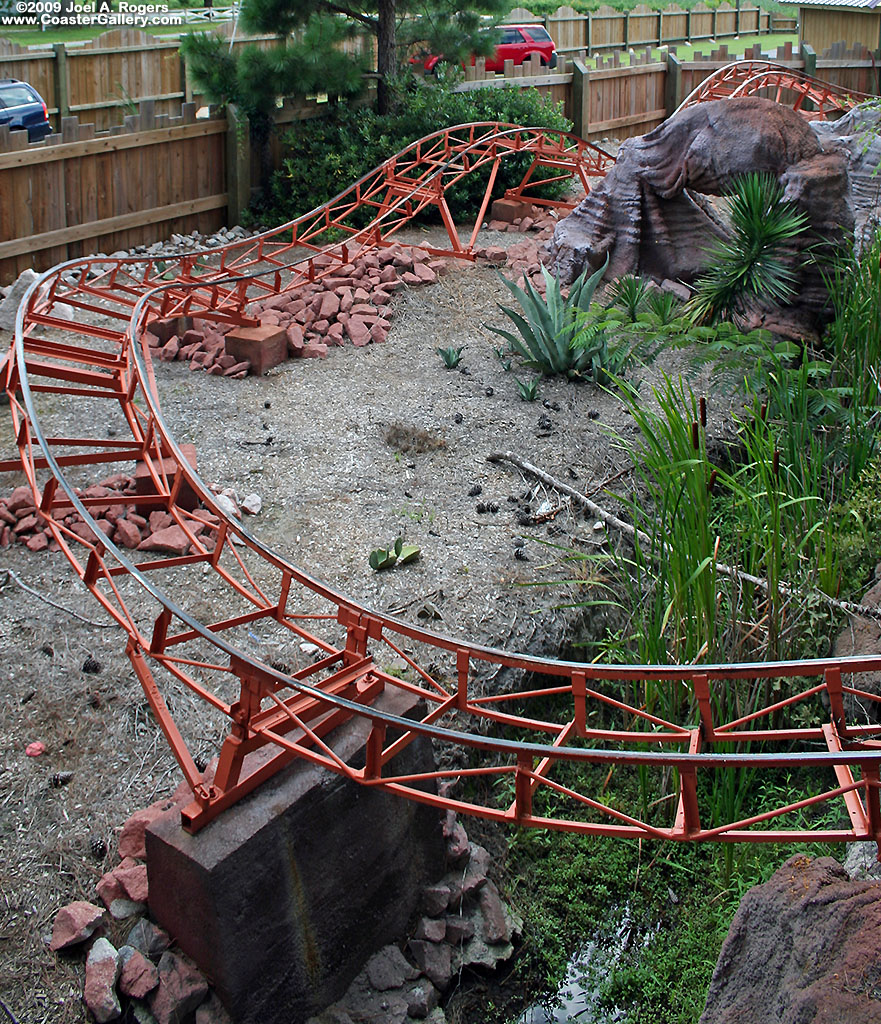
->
0 224 716 1023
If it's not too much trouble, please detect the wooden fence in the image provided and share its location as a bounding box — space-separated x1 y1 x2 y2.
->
0 22 279 132
0 100 227 283
0 4 783 135
1 41 878 286
506 3 776 55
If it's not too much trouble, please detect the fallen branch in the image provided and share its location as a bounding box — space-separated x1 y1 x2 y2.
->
0 568 115 629
488 450 881 625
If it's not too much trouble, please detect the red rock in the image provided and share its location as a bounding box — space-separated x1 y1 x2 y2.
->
216 354 236 370
149 511 173 532
0 526 10 548
113 519 141 549
0 504 15 526
207 364 224 376
259 292 290 312
84 938 121 1023
317 292 340 319
371 290 391 305
346 317 371 347
311 319 330 335
327 322 345 345
392 252 414 270
70 522 98 543
14 513 38 534
98 473 131 491
479 879 511 943
7 485 36 513
95 519 114 537
285 325 304 354
260 312 281 326
137 525 191 556
414 916 446 942
149 951 209 1024
481 246 507 262
25 532 48 552
50 901 105 951
222 360 250 377
114 862 148 903
412 263 437 284
181 330 204 347
119 945 159 1000
159 336 180 362
302 343 328 359
378 266 396 285
520 216 535 232
119 802 167 859
370 323 388 344
338 289 354 313
179 343 201 360
104 505 125 525
96 870 126 911
126 512 147 529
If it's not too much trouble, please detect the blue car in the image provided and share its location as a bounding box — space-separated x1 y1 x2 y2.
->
0 79 51 141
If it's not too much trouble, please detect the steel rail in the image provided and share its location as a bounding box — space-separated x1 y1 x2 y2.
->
676 60 876 118
5 116 881 850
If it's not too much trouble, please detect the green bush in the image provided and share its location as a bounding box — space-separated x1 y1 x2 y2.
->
260 77 572 226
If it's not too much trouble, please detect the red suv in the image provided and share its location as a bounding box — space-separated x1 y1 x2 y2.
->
414 24 558 74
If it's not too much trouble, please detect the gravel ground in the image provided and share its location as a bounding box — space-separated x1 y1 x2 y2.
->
0 220 718 1023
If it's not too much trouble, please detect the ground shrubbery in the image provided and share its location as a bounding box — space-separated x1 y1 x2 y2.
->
258 78 573 226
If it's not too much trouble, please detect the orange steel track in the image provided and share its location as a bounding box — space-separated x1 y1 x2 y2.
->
4 118 881 850
677 59 877 119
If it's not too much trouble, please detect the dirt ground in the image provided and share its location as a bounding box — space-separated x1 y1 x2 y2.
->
0 223 717 1023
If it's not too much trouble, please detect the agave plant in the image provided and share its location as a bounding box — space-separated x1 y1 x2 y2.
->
687 172 810 325
487 258 609 379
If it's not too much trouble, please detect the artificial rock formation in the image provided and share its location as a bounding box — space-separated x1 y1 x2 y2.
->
700 854 881 1023
546 97 853 338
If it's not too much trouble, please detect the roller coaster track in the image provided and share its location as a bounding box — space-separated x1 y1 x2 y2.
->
4 116 881 851
677 59 877 119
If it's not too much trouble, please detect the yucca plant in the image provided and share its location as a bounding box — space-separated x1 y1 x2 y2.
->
486 258 609 379
687 172 810 325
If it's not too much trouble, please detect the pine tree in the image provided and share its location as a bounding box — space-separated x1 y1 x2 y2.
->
239 0 512 113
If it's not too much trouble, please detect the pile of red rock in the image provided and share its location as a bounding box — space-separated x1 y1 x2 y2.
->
145 245 452 372
49 800 230 1024
0 478 256 556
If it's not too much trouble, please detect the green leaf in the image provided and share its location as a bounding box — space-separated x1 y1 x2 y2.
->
369 548 398 571
397 544 421 565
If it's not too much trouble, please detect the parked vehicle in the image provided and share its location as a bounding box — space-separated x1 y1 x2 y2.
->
0 79 51 141
413 24 558 75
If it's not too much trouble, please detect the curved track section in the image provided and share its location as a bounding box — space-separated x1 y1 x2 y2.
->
4 121 881 849
677 60 876 119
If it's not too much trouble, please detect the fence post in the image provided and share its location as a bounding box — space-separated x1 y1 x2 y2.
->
180 49 192 105
226 104 251 227
801 41 817 77
52 42 69 121
665 51 683 115
571 59 591 140
735 0 741 35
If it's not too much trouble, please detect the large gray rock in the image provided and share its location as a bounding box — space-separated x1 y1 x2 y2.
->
700 853 881 1023
0 268 38 332
546 97 852 339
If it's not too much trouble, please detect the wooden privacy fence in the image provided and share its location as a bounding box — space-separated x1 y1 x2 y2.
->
1 42 879 286
0 3 782 135
0 100 227 283
506 2 775 55
0 22 280 132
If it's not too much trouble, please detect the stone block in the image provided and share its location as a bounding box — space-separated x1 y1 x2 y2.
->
224 324 287 376
133 443 199 514
146 689 444 1024
490 198 533 223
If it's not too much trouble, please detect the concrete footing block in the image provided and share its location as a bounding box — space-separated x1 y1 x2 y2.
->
145 689 444 1023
